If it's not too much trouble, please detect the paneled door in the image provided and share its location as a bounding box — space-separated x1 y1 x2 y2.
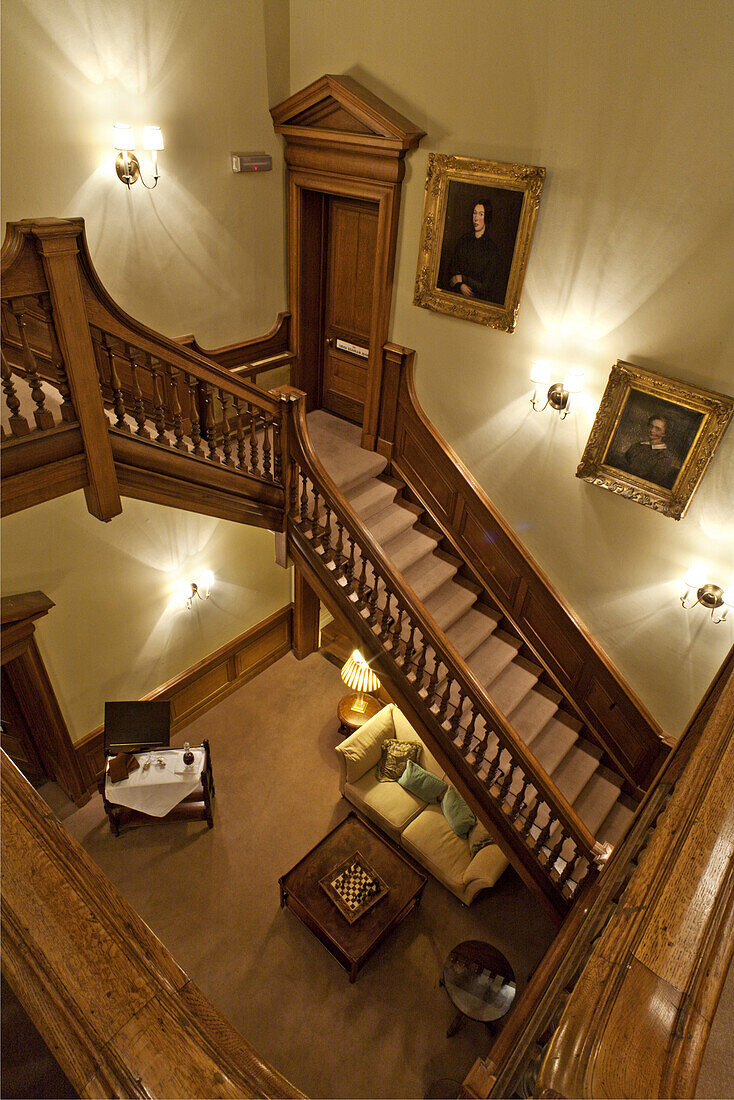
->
322 197 379 424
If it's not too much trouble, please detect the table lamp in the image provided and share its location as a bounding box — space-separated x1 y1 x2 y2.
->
340 650 381 714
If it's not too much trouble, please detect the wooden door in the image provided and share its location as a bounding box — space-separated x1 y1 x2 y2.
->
322 197 379 423
1 666 47 786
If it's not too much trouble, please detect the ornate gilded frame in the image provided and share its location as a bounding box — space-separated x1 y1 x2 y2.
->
576 361 733 520
413 153 545 333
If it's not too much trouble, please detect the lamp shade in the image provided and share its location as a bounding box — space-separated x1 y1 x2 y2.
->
723 586 734 608
113 123 135 151
341 650 380 693
530 359 550 385
684 565 706 589
563 368 584 394
143 125 164 151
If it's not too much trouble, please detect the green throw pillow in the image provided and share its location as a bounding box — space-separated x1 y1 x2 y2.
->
398 759 447 802
441 786 476 838
376 739 421 782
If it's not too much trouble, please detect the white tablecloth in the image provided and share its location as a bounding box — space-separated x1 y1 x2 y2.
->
105 748 205 817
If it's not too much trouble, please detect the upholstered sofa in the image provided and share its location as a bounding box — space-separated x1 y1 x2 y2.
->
335 703 509 904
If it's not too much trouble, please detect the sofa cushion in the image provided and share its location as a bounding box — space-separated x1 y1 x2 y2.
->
376 739 421 782
337 705 397 784
441 787 476 839
344 771 426 840
392 708 443 777
398 760 448 803
401 804 471 891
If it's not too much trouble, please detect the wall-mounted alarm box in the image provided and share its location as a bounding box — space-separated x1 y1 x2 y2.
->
231 153 272 173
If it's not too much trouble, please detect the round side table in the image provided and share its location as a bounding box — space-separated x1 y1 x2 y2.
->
441 939 516 1038
337 692 382 737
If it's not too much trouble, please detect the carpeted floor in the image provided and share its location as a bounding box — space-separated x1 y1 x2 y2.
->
60 650 559 1100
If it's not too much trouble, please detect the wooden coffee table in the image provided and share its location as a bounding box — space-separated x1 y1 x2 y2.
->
279 812 426 982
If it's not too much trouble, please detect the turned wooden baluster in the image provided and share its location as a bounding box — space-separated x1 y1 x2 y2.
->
547 831 567 874
414 643 428 692
520 799 540 840
557 847 580 894
10 300 55 430
356 553 369 606
204 385 219 462
509 775 532 824
248 404 259 473
151 360 169 445
460 709 478 752
299 472 309 525
262 416 272 480
343 535 357 595
101 335 130 432
220 390 233 466
129 351 151 438
320 503 333 558
333 519 345 579
40 298 75 422
1 350 30 436
272 414 282 482
168 367 188 451
403 623 417 673
534 811 555 856
310 488 321 541
232 397 247 469
366 567 380 625
437 675 455 725
389 606 404 654
481 738 504 786
187 374 204 455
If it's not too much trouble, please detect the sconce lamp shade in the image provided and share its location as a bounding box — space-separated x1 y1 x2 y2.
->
684 564 706 589
341 650 381 694
563 368 584 394
113 123 135 151
143 125 164 151
530 360 550 385
723 586 734 608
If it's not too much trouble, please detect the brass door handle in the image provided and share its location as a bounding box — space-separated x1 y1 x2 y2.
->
326 337 334 347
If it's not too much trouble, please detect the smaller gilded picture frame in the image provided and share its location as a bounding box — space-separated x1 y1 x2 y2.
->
576 362 733 521
413 152 545 333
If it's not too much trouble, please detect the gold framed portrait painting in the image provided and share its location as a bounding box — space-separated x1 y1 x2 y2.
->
576 362 733 520
413 153 545 333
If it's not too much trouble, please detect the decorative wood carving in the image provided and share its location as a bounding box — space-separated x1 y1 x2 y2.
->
271 75 424 450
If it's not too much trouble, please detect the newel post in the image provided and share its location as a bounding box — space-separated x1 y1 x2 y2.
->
375 343 414 460
30 221 121 522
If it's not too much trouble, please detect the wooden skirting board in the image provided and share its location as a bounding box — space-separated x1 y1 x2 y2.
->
73 604 292 799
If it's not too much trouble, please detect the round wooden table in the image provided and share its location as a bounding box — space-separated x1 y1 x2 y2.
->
337 692 382 737
441 939 516 1037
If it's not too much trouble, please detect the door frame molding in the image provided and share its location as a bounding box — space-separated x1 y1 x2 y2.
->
272 75 424 450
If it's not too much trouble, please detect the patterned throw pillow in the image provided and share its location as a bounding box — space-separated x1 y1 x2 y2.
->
376 739 421 782
468 820 495 858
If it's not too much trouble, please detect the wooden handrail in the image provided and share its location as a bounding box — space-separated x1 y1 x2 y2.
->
287 397 600 915
464 644 734 1100
0 751 305 1099
176 311 296 381
376 344 668 792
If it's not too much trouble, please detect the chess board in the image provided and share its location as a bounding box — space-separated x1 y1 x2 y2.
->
320 850 389 923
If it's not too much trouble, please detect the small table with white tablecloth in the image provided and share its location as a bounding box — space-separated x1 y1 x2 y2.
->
100 741 215 835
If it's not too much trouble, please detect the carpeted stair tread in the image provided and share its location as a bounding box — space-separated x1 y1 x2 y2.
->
486 657 540 714
551 742 601 807
596 800 635 848
381 525 441 573
345 476 398 521
306 410 387 492
424 579 479 631
523 714 579 775
570 771 623 835
445 607 501 659
466 629 522 690
402 552 459 602
363 501 420 545
509 686 561 746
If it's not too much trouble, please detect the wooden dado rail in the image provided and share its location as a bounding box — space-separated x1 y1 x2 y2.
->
375 344 668 793
1 218 288 528
462 645 734 1100
0 752 305 1099
287 398 605 918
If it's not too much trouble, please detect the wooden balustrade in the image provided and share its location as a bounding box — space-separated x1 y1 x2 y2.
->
287 398 601 916
1 752 305 1099
175 311 296 383
375 344 668 793
2 218 289 526
462 644 734 1100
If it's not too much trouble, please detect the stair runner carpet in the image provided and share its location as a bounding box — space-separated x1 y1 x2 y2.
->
306 410 635 870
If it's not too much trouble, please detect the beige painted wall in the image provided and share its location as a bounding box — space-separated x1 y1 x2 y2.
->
289 0 734 736
1 0 292 741
1 493 291 741
1 0 288 345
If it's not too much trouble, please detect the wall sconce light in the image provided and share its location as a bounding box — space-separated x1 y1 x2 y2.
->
184 570 214 610
113 123 164 188
530 361 584 419
680 566 732 623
